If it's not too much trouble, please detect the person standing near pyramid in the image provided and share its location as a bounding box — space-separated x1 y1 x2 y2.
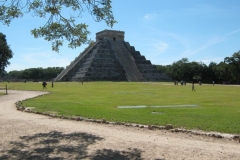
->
192 82 196 91
42 81 47 89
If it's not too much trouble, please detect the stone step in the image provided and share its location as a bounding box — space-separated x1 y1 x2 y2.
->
109 40 146 82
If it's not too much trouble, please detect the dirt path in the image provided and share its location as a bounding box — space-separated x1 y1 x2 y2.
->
0 90 239 160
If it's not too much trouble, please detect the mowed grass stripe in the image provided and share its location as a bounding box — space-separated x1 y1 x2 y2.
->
3 82 240 134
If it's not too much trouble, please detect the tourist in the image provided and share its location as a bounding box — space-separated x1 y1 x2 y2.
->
42 81 47 89
192 82 196 91
199 81 202 85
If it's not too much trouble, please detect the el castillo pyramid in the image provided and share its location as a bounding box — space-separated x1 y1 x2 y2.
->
55 30 170 82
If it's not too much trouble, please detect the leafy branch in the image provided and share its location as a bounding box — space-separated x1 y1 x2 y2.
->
0 0 117 52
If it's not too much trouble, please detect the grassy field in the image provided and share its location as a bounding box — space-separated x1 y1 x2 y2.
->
1 81 240 134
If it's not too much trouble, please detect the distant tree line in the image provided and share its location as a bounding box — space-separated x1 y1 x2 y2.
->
3 67 64 81
156 51 240 84
2 51 240 84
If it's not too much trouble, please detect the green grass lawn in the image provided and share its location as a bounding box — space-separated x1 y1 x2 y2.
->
2 81 240 134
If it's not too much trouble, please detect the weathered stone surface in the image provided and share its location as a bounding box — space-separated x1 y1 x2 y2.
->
55 30 170 82
165 124 174 130
148 125 153 130
102 119 107 123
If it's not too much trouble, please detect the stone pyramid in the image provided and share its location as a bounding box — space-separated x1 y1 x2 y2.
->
55 30 169 82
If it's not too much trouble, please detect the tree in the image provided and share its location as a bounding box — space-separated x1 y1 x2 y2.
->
224 51 240 84
8 67 64 81
156 54 240 84
7 70 22 79
206 62 218 83
0 70 7 80
0 32 13 74
168 58 189 81
0 0 117 52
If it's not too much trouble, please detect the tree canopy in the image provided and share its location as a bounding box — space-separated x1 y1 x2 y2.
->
156 51 240 84
0 0 116 52
7 67 64 81
224 51 240 83
0 32 13 74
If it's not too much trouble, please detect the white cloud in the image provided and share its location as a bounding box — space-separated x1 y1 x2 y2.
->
182 36 224 57
6 50 72 72
167 33 189 48
152 41 168 54
141 40 168 65
23 51 71 68
144 13 158 20
166 32 224 57
135 39 168 56
224 28 240 37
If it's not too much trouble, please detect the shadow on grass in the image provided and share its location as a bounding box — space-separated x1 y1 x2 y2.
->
0 131 149 160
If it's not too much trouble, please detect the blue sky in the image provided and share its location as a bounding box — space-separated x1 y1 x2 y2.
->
1 0 240 72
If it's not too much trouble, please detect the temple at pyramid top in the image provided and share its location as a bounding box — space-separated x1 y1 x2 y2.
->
54 30 170 82
96 30 125 41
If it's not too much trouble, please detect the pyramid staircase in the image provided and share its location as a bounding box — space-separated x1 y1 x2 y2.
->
71 40 127 81
109 40 145 81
